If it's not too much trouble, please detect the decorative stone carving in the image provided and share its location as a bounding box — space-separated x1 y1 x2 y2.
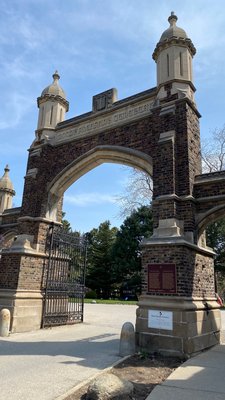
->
152 218 184 238
9 234 35 253
25 168 38 179
92 88 118 112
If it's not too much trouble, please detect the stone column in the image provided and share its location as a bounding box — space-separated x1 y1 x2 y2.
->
0 219 51 332
136 233 220 359
136 100 220 358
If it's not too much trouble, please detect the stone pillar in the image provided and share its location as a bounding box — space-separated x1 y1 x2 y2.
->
136 238 220 359
135 95 220 358
0 219 50 332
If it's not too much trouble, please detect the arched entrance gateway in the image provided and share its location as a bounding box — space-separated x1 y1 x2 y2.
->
0 13 225 358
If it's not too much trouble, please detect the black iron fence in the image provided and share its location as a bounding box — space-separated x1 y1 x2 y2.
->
42 224 87 328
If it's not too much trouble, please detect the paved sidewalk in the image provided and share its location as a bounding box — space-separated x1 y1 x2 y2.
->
147 310 225 400
0 304 137 400
1 305 225 400
147 344 225 400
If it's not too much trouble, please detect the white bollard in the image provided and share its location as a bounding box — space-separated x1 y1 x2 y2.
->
119 321 135 357
0 308 10 337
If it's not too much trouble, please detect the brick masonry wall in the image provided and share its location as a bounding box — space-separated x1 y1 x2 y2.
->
152 198 179 229
17 220 51 251
0 253 22 289
20 99 201 236
175 102 202 196
194 179 225 200
193 173 225 235
2 95 219 299
0 210 20 225
154 136 175 196
151 107 176 198
141 244 215 298
0 232 18 253
17 255 46 290
21 116 156 219
0 252 47 290
179 199 197 233
0 226 18 237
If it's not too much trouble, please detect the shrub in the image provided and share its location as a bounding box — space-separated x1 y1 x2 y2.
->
85 290 97 299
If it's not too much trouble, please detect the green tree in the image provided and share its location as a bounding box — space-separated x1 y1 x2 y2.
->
62 211 72 232
206 217 225 297
85 220 118 299
111 206 153 297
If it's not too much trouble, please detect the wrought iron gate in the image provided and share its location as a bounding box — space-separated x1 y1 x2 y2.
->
42 224 87 328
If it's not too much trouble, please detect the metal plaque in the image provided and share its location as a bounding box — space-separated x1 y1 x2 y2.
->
148 310 173 330
148 263 177 294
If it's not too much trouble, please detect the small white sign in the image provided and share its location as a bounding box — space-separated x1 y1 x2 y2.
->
148 310 173 331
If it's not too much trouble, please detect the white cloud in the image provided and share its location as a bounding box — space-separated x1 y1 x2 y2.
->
64 192 117 207
0 92 34 130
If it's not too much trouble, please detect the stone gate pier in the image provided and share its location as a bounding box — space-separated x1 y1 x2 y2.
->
0 13 225 358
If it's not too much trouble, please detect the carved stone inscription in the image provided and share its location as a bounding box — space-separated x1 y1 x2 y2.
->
53 98 154 145
148 263 177 294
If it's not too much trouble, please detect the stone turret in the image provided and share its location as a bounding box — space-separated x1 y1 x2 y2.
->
0 165 15 213
36 71 69 140
152 12 196 102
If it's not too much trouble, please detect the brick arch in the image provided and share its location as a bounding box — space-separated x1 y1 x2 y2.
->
1 74 223 356
45 145 153 220
0 230 17 250
196 204 225 239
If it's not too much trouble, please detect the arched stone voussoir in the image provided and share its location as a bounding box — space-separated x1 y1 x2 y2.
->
47 145 153 199
0 229 18 249
196 204 225 238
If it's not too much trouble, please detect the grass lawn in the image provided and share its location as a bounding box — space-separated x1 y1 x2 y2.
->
84 298 138 305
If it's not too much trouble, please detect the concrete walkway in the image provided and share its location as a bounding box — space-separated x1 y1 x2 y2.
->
147 344 225 400
1 305 225 400
147 310 225 400
0 304 137 400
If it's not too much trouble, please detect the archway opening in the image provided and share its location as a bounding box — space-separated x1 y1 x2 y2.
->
46 147 153 301
64 162 153 301
197 207 225 301
62 163 153 233
46 145 153 223
205 215 225 301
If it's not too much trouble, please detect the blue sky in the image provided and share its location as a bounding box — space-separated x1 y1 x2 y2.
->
1 0 225 233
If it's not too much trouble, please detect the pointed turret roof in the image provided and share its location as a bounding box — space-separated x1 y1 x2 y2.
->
41 71 66 99
152 12 196 61
0 165 15 192
159 12 187 42
37 70 69 111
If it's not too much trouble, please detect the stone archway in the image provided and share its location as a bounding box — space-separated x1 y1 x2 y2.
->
1 13 225 358
0 230 17 250
46 145 153 220
197 205 225 238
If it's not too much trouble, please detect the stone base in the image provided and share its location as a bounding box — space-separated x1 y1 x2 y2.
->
136 295 221 359
0 289 43 333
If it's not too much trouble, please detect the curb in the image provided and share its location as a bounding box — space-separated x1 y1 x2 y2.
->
55 355 132 400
